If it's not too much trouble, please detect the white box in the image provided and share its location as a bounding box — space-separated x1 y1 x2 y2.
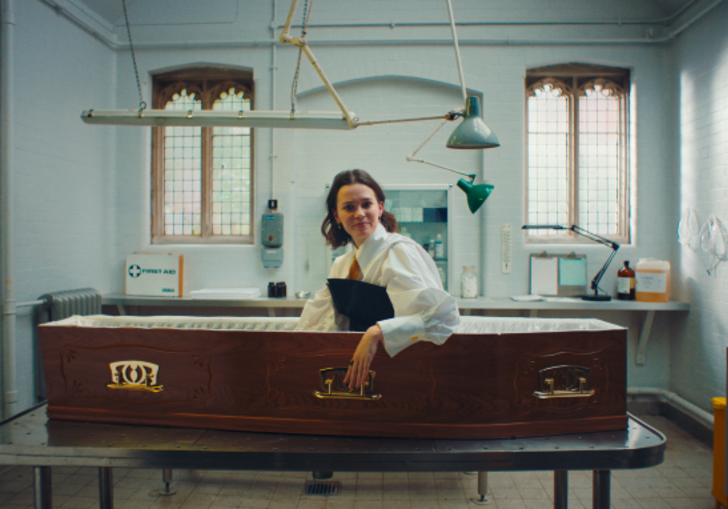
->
125 254 184 297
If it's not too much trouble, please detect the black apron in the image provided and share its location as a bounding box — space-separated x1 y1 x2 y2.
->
327 278 395 332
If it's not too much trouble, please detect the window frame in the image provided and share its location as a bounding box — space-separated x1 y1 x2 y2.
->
151 66 255 245
524 64 631 245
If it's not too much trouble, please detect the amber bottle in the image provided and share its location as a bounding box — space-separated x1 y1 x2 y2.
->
616 261 636 300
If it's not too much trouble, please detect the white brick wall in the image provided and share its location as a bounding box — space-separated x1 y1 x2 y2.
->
672 0 728 411
7 0 116 410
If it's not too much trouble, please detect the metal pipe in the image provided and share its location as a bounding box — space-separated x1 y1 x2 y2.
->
277 0 703 30
270 0 277 201
39 0 116 47
628 386 714 426
17 300 46 309
43 0 724 51
445 0 467 104
593 470 611 509
1 0 18 420
33 466 52 509
98 467 113 509
554 470 568 509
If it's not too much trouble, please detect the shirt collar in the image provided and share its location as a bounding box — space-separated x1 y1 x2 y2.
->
354 223 388 269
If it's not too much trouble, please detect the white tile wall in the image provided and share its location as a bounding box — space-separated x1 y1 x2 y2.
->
6 0 116 410
5 0 727 414
672 0 728 411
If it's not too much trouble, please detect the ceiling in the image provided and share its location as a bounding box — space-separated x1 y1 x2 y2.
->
75 0 700 28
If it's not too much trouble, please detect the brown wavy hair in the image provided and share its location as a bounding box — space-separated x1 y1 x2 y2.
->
322 170 399 248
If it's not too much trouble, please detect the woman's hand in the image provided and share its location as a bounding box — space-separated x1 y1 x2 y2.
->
344 324 383 390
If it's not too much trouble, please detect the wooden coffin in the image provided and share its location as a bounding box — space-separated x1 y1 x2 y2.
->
39 315 627 439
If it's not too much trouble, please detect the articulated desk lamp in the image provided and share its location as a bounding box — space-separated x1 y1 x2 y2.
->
521 224 620 301
80 0 498 214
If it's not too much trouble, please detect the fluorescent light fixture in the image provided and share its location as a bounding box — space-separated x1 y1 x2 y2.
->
81 109 356 130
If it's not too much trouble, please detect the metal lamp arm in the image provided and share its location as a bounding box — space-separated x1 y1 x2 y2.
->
567 226 620 295
405 117 475 180
588 246 619 293
279 0 358 128
569 225 620 251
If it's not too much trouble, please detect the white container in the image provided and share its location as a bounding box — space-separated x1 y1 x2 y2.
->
461 266 478 299
435 234 445 259
635 259 671 303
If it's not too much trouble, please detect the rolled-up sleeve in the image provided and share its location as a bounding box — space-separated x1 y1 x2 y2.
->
377 244 460 357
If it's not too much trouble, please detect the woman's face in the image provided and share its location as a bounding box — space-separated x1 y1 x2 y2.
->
333 183 384 247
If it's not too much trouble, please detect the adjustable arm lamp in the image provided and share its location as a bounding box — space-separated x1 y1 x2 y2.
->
521 224 620 301
406 114 494 213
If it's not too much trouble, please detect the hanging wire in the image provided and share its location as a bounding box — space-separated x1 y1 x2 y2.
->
699 215 728 275
291 0 313 114
122 0 147 114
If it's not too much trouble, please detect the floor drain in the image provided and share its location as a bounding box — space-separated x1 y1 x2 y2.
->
304 480 341 496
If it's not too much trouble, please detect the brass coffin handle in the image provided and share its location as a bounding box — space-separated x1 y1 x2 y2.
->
314 367 382 401
106 361 165 393
533 365 595 400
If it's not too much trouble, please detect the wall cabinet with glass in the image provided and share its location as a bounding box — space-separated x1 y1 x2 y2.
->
385 184 453 293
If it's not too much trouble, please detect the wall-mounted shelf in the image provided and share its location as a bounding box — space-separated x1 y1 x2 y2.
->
103 294 689 365
457 297 690 365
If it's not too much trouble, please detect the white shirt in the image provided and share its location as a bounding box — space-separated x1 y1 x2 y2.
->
295 224 461 357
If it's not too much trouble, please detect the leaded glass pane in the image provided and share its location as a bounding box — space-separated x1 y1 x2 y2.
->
578 82 622 236
163 89 202 236
211 88 252 236
526 83 570 235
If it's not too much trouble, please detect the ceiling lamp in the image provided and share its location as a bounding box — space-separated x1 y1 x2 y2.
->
446 96 500 149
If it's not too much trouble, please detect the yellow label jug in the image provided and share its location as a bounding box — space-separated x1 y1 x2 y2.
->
635 259 671 302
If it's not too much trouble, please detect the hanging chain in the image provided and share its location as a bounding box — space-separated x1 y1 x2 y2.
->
290 0 313 113
122 0 147 114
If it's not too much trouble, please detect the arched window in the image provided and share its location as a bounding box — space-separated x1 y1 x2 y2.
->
525 64 630 243
151 66 254 243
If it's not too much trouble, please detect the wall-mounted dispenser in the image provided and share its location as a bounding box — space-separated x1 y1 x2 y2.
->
262 200 283 268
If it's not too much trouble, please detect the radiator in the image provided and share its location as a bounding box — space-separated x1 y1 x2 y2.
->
38 288 102 322
35 288 102 401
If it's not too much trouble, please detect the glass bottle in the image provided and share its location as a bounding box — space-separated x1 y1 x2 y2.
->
460 266 478 299
616 261 636 300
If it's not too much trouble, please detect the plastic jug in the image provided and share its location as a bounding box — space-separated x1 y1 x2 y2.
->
635 259 671 302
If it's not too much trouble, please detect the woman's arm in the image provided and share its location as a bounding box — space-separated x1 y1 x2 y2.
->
377 242 461 357
343 323 382 389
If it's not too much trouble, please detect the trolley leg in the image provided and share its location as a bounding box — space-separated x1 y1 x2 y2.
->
150 469 177 496
554 470 568 509
33 466 52 509
593 470 610 509
470 471 491 505
98 467 114 509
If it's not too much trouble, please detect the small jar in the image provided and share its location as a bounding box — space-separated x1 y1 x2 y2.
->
276 281 287 298
460 266 478 299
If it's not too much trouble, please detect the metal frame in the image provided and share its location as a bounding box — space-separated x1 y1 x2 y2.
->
0 405 665 509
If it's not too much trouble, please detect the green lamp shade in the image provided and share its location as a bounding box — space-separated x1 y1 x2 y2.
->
446 96 500 149
457 178 494 213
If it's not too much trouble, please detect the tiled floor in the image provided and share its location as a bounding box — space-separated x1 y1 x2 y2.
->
0 415 714 509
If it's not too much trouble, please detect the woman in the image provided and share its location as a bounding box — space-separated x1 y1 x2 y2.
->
296 170 461 390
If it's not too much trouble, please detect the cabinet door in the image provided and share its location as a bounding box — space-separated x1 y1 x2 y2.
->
385 185 452 293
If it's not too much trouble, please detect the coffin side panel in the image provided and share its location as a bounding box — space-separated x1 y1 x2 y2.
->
39 326 627 439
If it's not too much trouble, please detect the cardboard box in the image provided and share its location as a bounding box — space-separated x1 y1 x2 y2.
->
125 254 184 297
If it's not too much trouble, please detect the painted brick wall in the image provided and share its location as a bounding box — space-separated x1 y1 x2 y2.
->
6 0 116 409
671 1 728 411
